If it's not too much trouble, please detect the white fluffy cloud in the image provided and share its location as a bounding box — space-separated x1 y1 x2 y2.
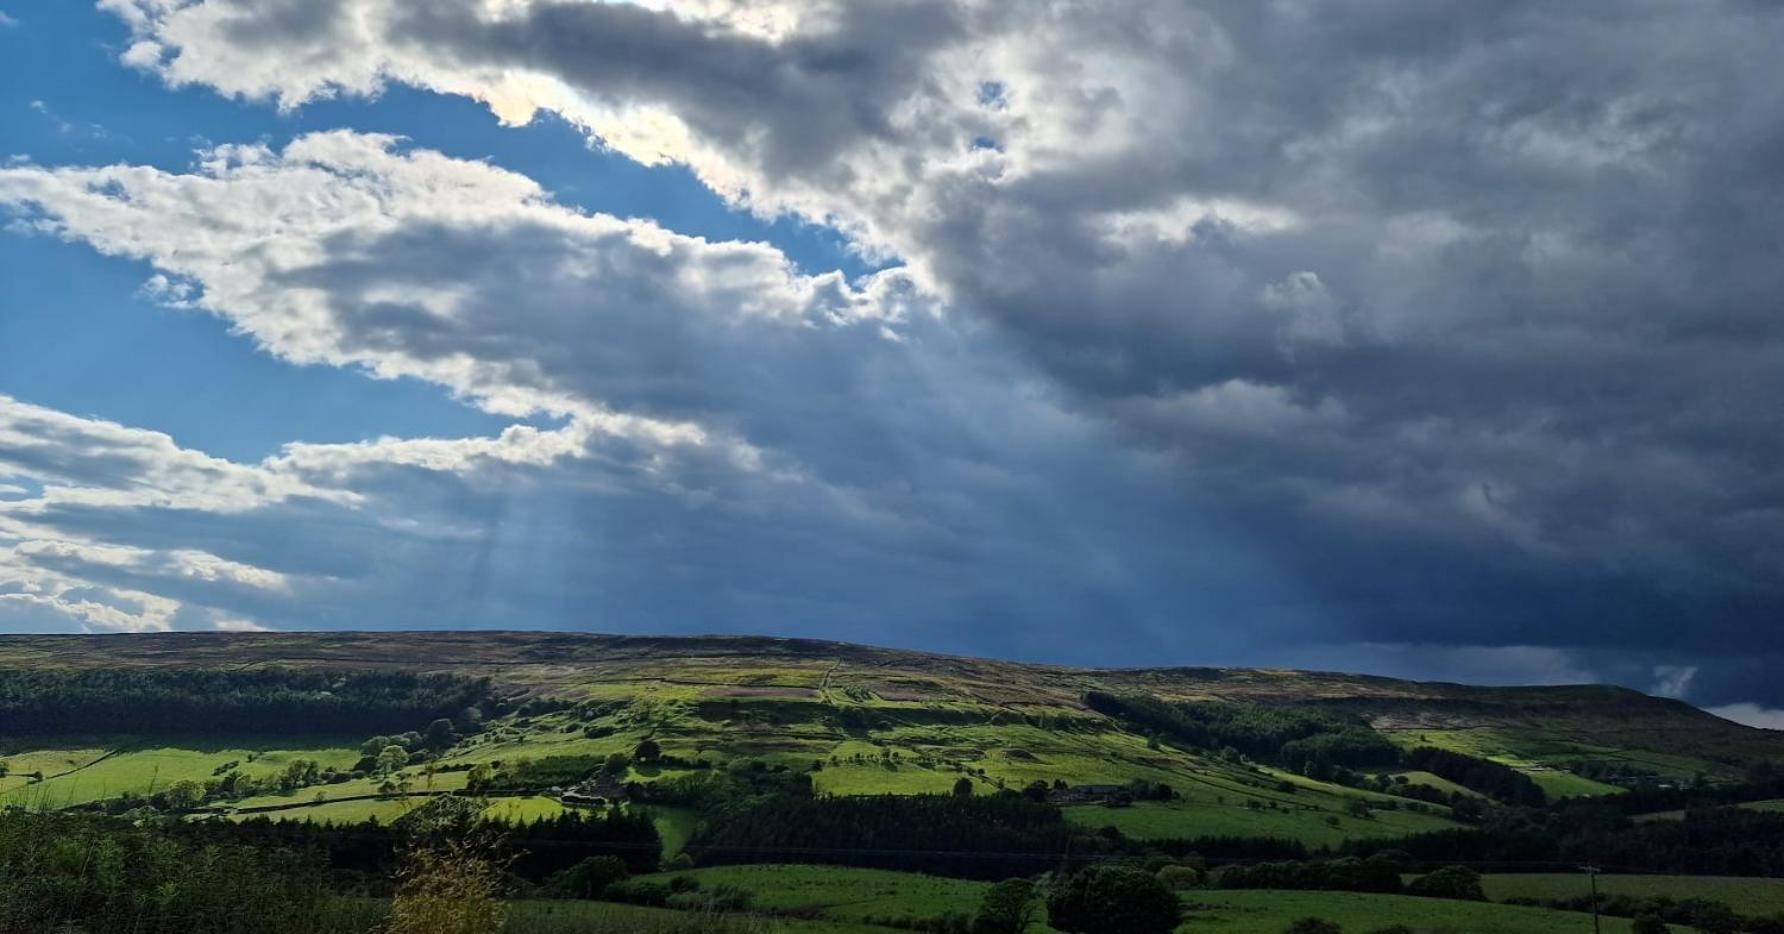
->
2 0 1783 708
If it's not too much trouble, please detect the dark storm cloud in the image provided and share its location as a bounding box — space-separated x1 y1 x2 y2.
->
11 0 1783 709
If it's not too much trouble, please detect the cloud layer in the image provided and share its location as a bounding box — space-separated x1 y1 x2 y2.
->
0 0 1781 713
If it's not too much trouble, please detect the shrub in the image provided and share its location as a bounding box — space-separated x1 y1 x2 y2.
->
384 838 508 934
545 855 630 899
1155 864 1201 890
972 878 1038 934
1284 920 1342 934
1406 865 1485 901
1632 916 1669 934
1046 866 1181 934
605 879 673 907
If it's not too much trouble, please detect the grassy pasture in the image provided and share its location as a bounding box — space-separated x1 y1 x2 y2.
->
1480 873 1784 918
1632 799 1784 823
231 768 470 810
506 900 885 932
1064 799 1456 848
0 738 360 809
1182 889 1650 933
223 795 419 825
649 805 701 858
332 896 887 932
643 864 998 928
628 864 1659 933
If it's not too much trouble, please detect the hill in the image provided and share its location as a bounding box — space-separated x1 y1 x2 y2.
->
6 631 1784 933
2 630 1775 785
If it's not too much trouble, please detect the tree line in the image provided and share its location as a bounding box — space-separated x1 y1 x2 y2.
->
0 667 491 736
183 804 662 881
1083 692 1402 773
1403 746 1547 806
686 792 1131 880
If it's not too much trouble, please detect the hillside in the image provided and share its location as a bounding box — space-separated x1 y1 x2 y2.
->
6 631 1784 933
1 630 1773 769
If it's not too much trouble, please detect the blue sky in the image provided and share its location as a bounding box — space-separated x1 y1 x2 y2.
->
1 2 866 460
2 1 1783 728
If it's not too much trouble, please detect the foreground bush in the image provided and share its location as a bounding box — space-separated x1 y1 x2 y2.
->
0 810 357 934
1046 865 1181 934
1405 865 1485 901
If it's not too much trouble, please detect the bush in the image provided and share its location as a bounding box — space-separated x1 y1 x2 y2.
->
666 883 753 913
1632 916 1669 934
1284 920 1342 934
1366 927 1413 934
1046 866 1181 934
972 878 1038 934
605 879 672 907
1155 864 1201 890
545 855 630 899
1406 865 1485 901
385 838 508 934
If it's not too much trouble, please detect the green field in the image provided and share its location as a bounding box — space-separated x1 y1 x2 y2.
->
223 795 420 825
1065 799 1457 848
1481 873 1784 918
0 739 361 809
643 864 1000 928
633 865 1655 933
1633 799 1784 823
1183 890 1648 933
650 805 701 858
326 896 887 933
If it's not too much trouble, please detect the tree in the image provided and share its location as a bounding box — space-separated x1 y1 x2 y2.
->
633 738 662 763
953 776 975 796
162 779 206 810
1284 920 1342 934
973 878 1038 934
1156 865 1200 890
1046 866 1181 934
424 718 457 750
1406 865 1485 901
601 753 630 777
376 744 411 777
546 855 629 899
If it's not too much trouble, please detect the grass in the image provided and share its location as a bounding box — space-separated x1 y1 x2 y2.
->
1481 873 1784 918
337 896 891 933
1383 770 1490 800
609 864 1665 934
1183 889 1650 933
484 794 569 823
0 740 359 809
642 864 997 928
231 768 470 809
650 805 701 859
223 796 420 825
0 747 108 793
1064 799 1456 848
1632 799 1784 823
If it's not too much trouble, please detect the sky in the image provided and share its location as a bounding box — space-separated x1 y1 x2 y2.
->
0 1 1781 728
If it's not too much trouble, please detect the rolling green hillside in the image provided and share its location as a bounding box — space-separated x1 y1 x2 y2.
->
4 631 1783 934
2 631 1776 787
3 632 1779 854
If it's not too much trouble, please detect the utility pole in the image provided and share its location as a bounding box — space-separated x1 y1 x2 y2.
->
1579 865 1602 934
